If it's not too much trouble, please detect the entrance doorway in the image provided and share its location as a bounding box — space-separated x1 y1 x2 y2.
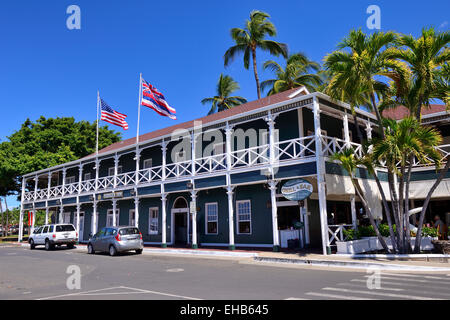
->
74 212 85 241
171 197 189 245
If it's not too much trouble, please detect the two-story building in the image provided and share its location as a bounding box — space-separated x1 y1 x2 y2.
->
18 88 450 254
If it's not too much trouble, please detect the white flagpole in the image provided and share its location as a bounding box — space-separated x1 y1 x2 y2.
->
96 90 100 155
136 73 142 145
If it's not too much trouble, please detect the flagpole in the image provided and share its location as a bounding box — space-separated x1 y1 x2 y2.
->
136 73 142 145
96 90 100 155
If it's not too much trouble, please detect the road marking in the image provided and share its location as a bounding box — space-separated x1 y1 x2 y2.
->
351 279 450 297
337 282 404 292
118 286 201 300
305 292 374 300
166 268 184 273
381 273 450 280
285 297 310 300
366 275 450 285
322 287 441 300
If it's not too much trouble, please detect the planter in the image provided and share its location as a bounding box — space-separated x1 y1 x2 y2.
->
431 240 450 254
336 239 370 254
361 237 384 251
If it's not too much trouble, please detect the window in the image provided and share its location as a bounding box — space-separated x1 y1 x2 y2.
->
148 207 159 234
143 159 153 169
205 203 218 235
307 129 327 137
49 225 54 233
84 173 91 181
119 227 139 235
129 209 136 227
65 176 76 184
106 209 120 227
63 212 71 224
34 227 43 234
108 166 123 176
236 200 252 234
56 225 75 232
43 226 49 233
105 228 117 236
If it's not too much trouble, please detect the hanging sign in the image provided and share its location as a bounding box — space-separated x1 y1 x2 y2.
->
281 179 313 201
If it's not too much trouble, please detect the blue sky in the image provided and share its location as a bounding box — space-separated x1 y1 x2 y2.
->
0 0 448 207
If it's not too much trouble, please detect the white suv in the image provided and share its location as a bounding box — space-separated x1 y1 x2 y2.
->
29 224 78 250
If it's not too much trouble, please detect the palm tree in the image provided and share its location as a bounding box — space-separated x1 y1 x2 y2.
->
261 53 322 95
385 27 450 118
224 10 288 99
324 29 409 138
201 74 247 115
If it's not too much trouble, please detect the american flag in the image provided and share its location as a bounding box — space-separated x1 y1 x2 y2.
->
100 99 129 130
141 79 177 120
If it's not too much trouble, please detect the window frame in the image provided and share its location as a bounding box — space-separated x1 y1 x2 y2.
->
205 202 219 235
236 200 252 235
143 158 153 169
106 209 120 227
148 207 159 235
108 166 123 177
84 172 92 181
65 176 76 185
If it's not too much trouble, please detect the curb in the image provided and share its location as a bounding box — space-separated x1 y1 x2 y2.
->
335 253 450 260
254 256 450 271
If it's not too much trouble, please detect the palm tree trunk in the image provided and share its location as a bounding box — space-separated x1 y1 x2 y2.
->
387 171 402 250
251 48 261 100
370 93 385 139
414 158 450 253
352 178 390 252
404 156 414 252
352 111 364 143
373 171 398 252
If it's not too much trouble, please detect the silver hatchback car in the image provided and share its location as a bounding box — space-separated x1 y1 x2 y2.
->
87 226 144 256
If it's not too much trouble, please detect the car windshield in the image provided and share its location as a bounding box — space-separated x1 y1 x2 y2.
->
56 225 75 232
119 227 139 235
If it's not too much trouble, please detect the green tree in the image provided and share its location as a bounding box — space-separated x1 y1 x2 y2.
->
201 74 247 115
224 10 288 99
261 53 322 95
0 117 121 196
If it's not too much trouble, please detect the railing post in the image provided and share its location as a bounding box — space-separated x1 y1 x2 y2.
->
191 131 196 177
135 146 141 185
161 140 167 182
47 172 51 199
62 168 67 196
95 158 99 192
313 96 330 255
33 175 38 202
114 153 119 189
78 163 83 194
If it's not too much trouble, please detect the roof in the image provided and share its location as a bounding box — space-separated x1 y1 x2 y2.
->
382 104 448 120
94 87 306 156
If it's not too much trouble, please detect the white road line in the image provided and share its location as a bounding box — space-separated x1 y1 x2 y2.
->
322 287 441 300
305 292 374 300
37 286 127 300
366 275 450 285
351 279 450 297
116 286 202 300
382 273 450 280
337 283 404 292
285 297 310 300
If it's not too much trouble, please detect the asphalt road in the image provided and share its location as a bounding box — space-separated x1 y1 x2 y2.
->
1 243 450 300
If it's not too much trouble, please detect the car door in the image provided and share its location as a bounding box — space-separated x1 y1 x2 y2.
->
103 228 115 251
92 228 106 252
39 226 49 245
33 227 43 244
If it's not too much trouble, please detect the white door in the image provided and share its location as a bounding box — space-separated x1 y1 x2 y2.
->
74 213 85 241
129 210 135 227
63 212 71 224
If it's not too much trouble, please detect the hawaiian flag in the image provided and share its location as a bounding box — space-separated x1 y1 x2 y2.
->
141 79 177 120
100 98 129 130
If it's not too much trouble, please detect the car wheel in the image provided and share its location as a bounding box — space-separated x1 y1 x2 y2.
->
109 245 117 256
29 239 35 250
45 240 52 251
87 244 95 254
135 249 143 254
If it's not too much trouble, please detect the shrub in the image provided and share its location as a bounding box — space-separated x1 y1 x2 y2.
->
378 224 391 237
358 225 376 237
421 227 438 238
343 228 360 241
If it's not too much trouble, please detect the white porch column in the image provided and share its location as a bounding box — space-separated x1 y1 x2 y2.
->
112 199 117 227
113 153 119 190
313 96 330 255
226 186 235 250
161 140 167 182
33 175 38 202
190 190 198 249
76 201 81 240
18 177 26 242
78 164 83 194
31 209 36 234
303 199 310 245
365 122 373 140
135 147 141 185
351 195 357 230
92 200 98 235
343 112 351 148
161 192 167 247
45 204 49 225
62 168 67 196
47 173 52 199
59 205 63 224
95 159 100 191
269 180 280 251
266 111 278 172
225 123 235 250
134 197 139 228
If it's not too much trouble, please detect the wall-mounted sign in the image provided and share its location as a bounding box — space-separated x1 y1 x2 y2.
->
281 179 313 201
103 191 124 200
